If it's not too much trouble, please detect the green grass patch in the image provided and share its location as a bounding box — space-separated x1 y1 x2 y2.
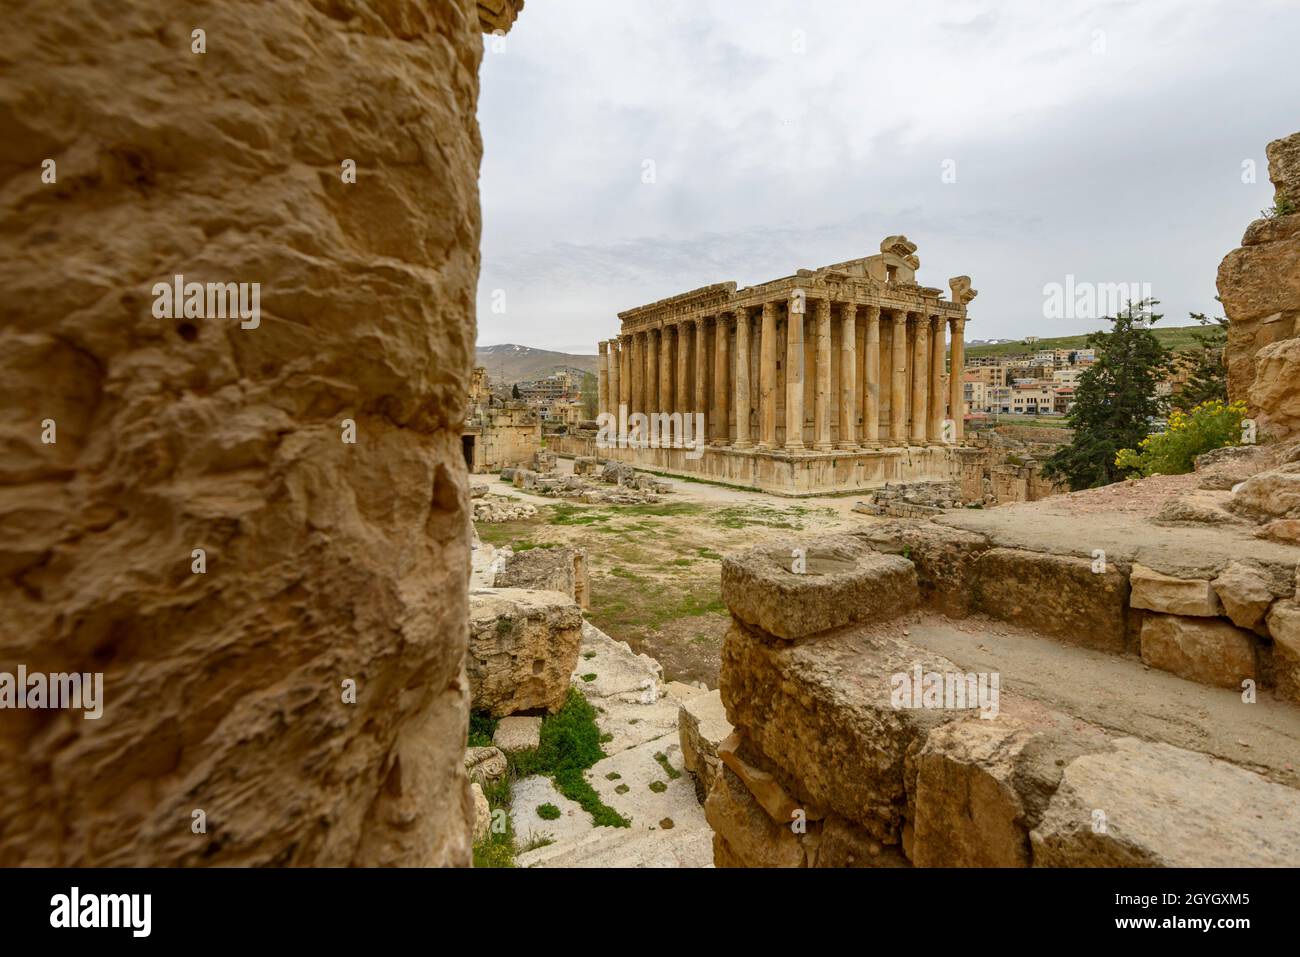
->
472 773 515 868
696 547 723 561
468 711 498 748
581 673 597 682
605 772 621 780
654 752 682 780
648 780 668 793
537 803 561 821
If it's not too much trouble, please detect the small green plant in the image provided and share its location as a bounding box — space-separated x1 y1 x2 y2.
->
615 783 630 794
605 772 621 781
653 752 682 780
537 803 561 821
582 651 597 660
467 711 498 748
1115 399 1249 477
1261 193 1296 219
648 780 667 793
581 673 597 682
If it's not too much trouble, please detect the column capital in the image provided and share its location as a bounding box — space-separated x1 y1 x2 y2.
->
598 340 608 354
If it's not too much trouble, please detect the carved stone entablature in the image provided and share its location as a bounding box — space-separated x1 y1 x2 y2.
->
949 275 978 306
478 0 525 34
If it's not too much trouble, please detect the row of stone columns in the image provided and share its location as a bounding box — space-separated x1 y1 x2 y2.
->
599 303 965 448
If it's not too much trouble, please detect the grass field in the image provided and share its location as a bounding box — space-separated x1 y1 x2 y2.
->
964 324 1209 360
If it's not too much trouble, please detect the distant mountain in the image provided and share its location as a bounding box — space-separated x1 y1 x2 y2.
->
475 343 598 383
964 324 1208 359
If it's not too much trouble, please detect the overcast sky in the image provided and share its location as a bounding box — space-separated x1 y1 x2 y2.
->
475 0 1300 353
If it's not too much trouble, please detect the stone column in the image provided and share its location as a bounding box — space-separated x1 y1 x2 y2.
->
928 316 945 442
838 303 857 448
911 313 929 445
713 315 730 445
785 296 806 450
694 316 708 421
758 301 778 449
629 332 641 418
659 323 673 414
608 339 622 433
619 335 630 418
597 340 609 418
645 329 658 415
862 305 881 447
733 307 752 448
949 316 966 442
889 311 908 444
675 322 690 415
812 297 833 451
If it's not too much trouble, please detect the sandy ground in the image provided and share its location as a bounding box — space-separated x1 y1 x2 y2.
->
474 460 876 686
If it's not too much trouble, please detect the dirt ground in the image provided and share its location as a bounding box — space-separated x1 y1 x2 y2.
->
474 461 872 687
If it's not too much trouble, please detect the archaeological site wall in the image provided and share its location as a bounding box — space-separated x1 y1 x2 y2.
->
1219 129 1300 441
0 0 523 865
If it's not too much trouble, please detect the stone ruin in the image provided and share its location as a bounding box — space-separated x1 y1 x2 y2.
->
701 434 1300 866
853 481 963 518
501 459 672 505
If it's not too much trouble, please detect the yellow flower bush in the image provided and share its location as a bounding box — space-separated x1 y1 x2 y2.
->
1115 400 1249 477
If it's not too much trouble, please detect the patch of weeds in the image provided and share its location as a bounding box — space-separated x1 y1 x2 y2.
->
902 545 912 560
599 732 614 744
536 803 561 821
605 772 621 780
512 688 630 828
520 832 555 852
628 718 639 725
514 540 558 552
614 783 630 795
549 504 612 526
581 673 597 682
648 780 668 793
495 617 513 637
609 566 637 579
582 650 597 659
473 773 515 869
653 752 682 780
467 710 498 749
713 506 801 530
696 547 723 561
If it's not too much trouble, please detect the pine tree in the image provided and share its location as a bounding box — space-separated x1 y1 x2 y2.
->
1042 299 1173 490
511 383 521 400
1171 312 1228 413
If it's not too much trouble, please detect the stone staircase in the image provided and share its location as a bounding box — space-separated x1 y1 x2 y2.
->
511 623 715 868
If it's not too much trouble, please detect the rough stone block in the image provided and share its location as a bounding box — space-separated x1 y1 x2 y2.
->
910 719 1036 868
1130 563 1222 617
1139 614 1257 689
493 715 542 753
718 620 954 845
471 783 491 844
493 545 589 609
468 588 583 716
703 766 807 868
971 548 1129 652
1265 599 1300 703
814 815 908 868
721 534 918 641
854 521 990 617
1213 560 1278 632
1030 738 1300 866
678 688 732 802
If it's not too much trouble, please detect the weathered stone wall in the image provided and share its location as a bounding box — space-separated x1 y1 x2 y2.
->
0 0 519 865
1219 130 1300 440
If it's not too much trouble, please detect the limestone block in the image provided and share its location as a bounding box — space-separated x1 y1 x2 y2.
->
1213 561 1278 632
910 719 1035 868
971 548 1129 652
717 733 809 827
493 715 542 753
1230 463 1300 522
678 688 732 802
1139 614 1257 689
1257 518 1300 544
718 620 954 845
467 589 583 716
1030 738 1300 867
493 545 589 608
814 815 908 868
854 521 990 617
1194 444 1280 490
1129 564 1222 617
720 534 918 641
471 783 491 844
465 746 508 785
703 766 807 868
1265 600 1300 703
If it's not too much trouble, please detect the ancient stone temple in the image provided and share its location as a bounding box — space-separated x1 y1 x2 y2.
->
593 237 977 494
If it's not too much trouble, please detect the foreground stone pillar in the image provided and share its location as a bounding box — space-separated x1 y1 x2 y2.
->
733 308 753 448
911 314 930 444
813 298 833 451
713 316 730 445
659 324 673 415
785 298 806 450
889 310 909 444
928 316 945 442
693 318 707 419
675 322 690 415
838 304 857 449
949 317 965 442
863 305 881 447
597 340 610 417
629 333 642 418
0 0 532 867
758 302 778 449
